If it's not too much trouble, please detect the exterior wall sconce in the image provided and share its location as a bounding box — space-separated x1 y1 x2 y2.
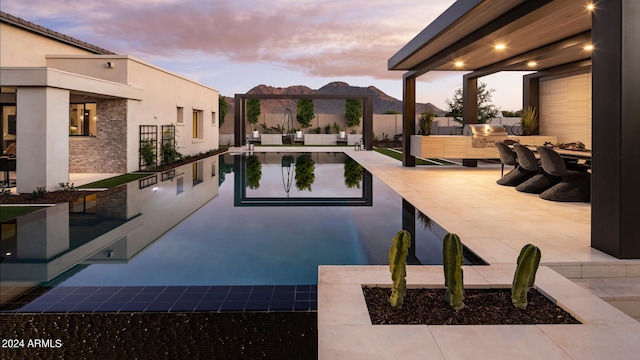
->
105 61 115 68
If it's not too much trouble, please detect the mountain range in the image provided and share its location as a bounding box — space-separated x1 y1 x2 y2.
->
224 82 444 115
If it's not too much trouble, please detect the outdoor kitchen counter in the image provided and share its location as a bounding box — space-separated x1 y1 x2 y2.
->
409 135 558 159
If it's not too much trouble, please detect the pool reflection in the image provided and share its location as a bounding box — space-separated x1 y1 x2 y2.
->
0 156 219 306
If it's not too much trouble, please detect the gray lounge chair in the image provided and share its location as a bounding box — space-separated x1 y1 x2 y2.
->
537 146 590 202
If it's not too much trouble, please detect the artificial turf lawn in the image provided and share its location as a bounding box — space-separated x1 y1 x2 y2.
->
373 147 456 165
0 206 45 222
78 173 154 189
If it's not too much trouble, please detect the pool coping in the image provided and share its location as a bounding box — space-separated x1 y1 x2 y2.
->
318 264 640 359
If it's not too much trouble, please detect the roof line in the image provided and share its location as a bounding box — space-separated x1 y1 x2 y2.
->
396 0 554 78
0 11 116 55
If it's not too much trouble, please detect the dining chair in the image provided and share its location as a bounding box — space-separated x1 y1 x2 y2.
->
537 146 590 202
513 144 560 194
494 142 534 186
495 142 516 178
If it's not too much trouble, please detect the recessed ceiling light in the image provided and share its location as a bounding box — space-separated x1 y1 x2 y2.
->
587 4 595 11
527 61 537 67
454 61 464 68
495 44 506 50
584 44 594 51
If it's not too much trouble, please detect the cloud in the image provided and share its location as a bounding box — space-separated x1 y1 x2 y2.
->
2 0 453 80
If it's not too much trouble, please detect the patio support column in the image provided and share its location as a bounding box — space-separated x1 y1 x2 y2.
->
462 76 478 125
234 95 243 147
402 72 416 167
591 0 640 258
363 95 373 150
402 199 420 265
523 75 540 114
16 87 69 193
462 75 478 167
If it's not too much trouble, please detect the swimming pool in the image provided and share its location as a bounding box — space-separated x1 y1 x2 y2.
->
0 152 484 312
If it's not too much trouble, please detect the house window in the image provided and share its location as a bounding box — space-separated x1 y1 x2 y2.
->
176 176 184 194
69 103 97 136
211 111 216 126
192 109 203 139
192 161 203 186
211 161 216 177
177 107 184 124
1 105 17 154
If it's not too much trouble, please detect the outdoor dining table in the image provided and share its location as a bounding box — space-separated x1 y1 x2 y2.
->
522 144 591 170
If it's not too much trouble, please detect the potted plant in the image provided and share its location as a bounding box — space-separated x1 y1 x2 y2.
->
517 106 538 136
418 109 436 135
345 99 362 132
295 153 315 191
343 157 363 189
246 154 262 190
296 98 314 130
247 99 261 138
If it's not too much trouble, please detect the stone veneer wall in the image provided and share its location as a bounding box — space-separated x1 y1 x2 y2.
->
97 185 128 220
69 99 127 173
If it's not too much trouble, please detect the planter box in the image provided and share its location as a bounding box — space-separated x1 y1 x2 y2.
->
260 134 283 145
347 134 362 146
318 265 640 359
304 134 341 145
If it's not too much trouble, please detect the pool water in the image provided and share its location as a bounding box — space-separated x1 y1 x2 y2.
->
0 152 484 312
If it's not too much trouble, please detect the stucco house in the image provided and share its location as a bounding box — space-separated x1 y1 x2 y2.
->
0 11 219 193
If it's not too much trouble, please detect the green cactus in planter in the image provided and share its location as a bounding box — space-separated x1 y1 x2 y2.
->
389 230 411 308
443 233 465 310
512 244 542 310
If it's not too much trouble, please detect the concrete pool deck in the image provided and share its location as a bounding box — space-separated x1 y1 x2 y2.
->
232 146 640 358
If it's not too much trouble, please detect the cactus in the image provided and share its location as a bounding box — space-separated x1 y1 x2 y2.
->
389 230 411 308
443 233 465 310
512 244 542 310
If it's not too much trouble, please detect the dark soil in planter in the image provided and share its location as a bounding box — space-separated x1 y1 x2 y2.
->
1 189 100 204
363 287 580 325
0 312 318 359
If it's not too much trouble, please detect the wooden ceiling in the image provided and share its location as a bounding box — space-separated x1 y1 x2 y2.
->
389 0 593 74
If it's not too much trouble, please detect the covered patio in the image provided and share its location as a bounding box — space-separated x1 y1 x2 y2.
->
388 0 640 259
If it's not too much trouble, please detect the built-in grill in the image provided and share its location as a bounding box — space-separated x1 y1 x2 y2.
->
463 124 509 148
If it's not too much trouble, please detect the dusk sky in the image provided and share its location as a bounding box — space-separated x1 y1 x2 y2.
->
3 0 529 111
